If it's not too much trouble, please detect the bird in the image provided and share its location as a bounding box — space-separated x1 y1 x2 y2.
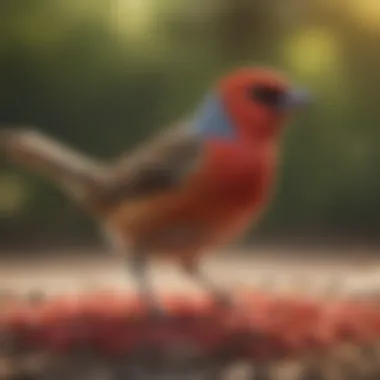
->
0 67 311 316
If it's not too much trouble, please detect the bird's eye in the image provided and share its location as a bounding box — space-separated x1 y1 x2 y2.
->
248 85 285 107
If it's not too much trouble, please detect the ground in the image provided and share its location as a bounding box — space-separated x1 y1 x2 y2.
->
0 247 379 379
0 247 379 297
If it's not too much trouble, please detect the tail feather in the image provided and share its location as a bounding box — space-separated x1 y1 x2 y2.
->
0 128 106 201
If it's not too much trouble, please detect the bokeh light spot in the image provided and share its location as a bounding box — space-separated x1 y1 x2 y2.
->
283 27 341 78
112 0 155 37
0 174 31 216
347 0 380 31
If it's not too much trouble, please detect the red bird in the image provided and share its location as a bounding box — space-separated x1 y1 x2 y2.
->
0 67 310 315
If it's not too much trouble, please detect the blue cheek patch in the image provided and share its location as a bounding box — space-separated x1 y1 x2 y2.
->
192 93 237 140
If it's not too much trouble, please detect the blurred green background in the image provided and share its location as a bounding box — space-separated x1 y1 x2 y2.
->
0 0 379 247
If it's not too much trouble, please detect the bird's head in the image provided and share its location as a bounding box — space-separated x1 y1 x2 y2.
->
194 67 311 143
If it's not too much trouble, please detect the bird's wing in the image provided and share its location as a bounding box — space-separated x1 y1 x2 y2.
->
92 124 204 209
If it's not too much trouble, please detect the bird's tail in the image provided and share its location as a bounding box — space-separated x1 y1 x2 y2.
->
0 128 106 202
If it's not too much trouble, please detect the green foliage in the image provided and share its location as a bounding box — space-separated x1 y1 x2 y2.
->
0 0 379 243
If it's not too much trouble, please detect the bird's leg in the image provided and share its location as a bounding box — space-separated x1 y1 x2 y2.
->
128 251 167 319
102 227 165 319
180 259 232 308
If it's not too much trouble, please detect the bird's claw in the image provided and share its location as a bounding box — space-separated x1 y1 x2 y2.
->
148 303 169 321
213 292 233 309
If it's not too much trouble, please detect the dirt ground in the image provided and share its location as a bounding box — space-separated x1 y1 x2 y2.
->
0 247 379 298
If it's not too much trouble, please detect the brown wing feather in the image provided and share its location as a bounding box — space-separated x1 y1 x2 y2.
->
89 125 204 211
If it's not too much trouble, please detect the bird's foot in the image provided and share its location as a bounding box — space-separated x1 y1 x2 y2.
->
212 291 234 310
145 301 169 322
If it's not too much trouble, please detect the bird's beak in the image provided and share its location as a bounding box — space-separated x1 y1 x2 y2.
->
281 87 312 109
